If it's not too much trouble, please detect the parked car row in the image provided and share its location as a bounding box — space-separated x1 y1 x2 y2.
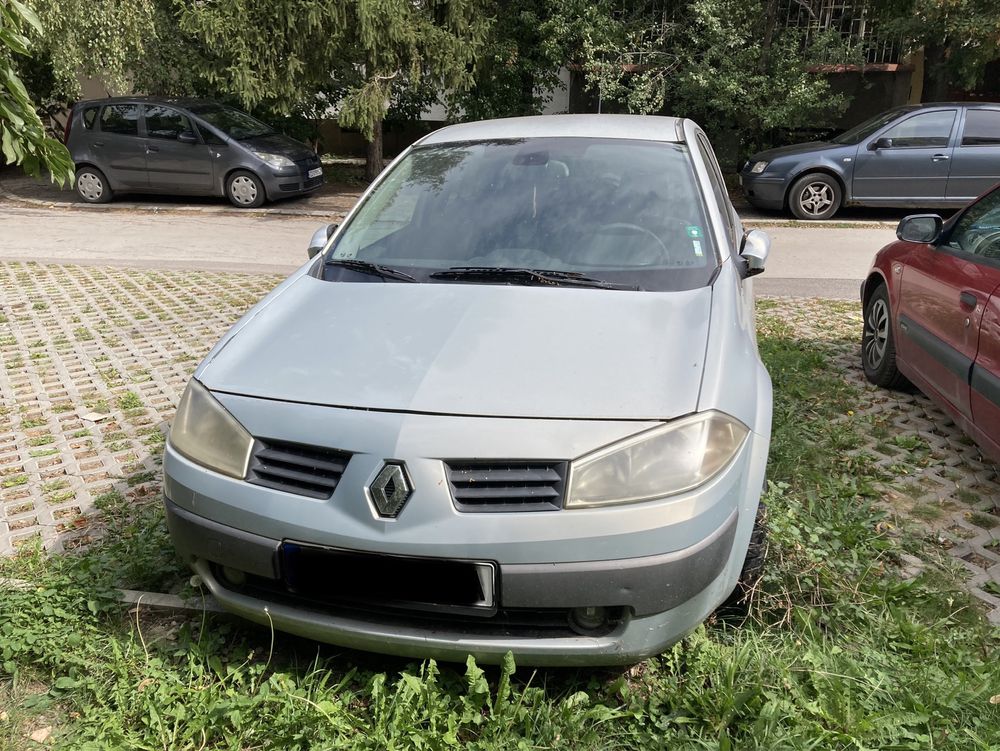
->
65 97 324 208
139 110 998 667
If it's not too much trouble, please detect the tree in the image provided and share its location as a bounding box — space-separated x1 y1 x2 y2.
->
177 0 487 180
447 0 615 121
877 0 1000 102
1 0 72 184
579 0 847 158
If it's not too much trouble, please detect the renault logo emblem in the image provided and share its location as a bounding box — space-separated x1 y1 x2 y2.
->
369 463 412 518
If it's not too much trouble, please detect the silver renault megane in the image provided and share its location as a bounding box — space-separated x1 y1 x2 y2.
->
163 114 773 666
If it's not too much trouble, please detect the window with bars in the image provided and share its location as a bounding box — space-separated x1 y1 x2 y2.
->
781 0 902 65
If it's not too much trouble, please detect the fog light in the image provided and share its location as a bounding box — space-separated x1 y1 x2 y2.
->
221 566 246 587
569 606 609 635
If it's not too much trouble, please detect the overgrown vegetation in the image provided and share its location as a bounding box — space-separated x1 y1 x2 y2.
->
1 303 998 749
0 0 72 184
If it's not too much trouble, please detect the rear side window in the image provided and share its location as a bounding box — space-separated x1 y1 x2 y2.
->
81 107 98 129
881 110 956 148
962 110 1000 146
100 104 139 136
144 105 194 140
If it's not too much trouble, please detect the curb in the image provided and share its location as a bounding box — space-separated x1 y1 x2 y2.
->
0 179 346 219
1 177 897 228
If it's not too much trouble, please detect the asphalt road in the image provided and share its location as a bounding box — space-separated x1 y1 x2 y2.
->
0 203 895 298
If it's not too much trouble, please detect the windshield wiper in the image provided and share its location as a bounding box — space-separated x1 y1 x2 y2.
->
428 266 633 290
325 258 416 282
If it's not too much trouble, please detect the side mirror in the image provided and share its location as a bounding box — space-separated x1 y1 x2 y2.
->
868 137 893 151
177 131 198 144
896 214 943 244
307 223 339 259
739 229 770 277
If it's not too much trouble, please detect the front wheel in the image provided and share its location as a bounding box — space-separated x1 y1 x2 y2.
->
788 172 841 220
226 170 266 208
715 501 767 621
75 166 113 204
861 284 910 389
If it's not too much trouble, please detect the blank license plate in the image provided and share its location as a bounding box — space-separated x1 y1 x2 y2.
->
280 542 496 615
307 167 323 178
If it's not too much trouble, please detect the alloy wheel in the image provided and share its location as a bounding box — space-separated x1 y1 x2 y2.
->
797 182 834 218
863 298 889 369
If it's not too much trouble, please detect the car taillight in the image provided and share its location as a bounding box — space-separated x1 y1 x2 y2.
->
63 107 74 144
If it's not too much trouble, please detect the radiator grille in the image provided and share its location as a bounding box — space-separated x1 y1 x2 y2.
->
247 439 350 499
445 461 567 512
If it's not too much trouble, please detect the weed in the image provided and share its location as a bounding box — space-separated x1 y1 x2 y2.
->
117 392 142 411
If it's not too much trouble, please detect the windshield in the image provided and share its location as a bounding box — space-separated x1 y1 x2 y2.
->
326 138 718 292
832 106 918 145
189 105 273 140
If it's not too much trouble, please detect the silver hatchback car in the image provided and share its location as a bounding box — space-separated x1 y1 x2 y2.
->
163 115 773 666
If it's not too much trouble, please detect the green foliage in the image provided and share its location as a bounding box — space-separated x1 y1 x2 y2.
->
177 0 487 172
27 0 157 99
448 0 616 121
581 0 846 155
0 0 73 184
2 303 999 748
876 0 1000 98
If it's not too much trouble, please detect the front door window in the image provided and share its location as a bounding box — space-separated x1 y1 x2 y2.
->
881 110 956 148
947 188 1000 259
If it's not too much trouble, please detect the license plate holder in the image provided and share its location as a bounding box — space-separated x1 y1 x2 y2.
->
307 167 323 179
280 542 497 616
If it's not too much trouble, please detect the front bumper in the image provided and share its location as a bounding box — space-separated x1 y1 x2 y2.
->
162 401 769 665
261 167 324 201
740 173 787 211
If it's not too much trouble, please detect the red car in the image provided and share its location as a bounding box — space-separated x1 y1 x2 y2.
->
860 186 1000 463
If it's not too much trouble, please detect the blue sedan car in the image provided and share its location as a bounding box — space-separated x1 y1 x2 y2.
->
741 102 1000 219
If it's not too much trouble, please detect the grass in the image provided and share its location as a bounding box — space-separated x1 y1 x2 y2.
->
0 303 998 749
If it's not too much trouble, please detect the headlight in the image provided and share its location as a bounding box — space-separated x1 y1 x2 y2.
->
566 412 749 508
252 151 295 170
750 161 768 174
169 379 253 478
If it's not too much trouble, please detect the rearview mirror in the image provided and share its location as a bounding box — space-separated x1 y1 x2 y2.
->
307 223 339 259
739 229 770 277
868 137 893 151
177 131 198 144
896 214 942 244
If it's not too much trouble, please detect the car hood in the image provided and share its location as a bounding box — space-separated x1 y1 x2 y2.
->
199 276 713 420
749 140 850 163
240 133 316 161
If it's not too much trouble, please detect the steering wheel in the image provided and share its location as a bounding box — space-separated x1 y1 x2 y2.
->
594 222 671 264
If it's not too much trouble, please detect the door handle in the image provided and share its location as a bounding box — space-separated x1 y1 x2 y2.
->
92 141 104 148
145 145 159 154
960 291 978 308
931 153 950 162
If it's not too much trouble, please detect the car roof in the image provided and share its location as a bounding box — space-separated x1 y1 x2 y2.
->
420 114 687 146
74 96 220 109
911 101 1000 109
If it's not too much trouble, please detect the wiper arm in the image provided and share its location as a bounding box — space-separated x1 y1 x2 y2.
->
429 266 632 290
325 258 416 282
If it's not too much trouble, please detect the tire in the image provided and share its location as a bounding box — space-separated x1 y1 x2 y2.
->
861 283 911 389
75 166 113 204
226 170 266 208
716 501 767 621
788 172 841 220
